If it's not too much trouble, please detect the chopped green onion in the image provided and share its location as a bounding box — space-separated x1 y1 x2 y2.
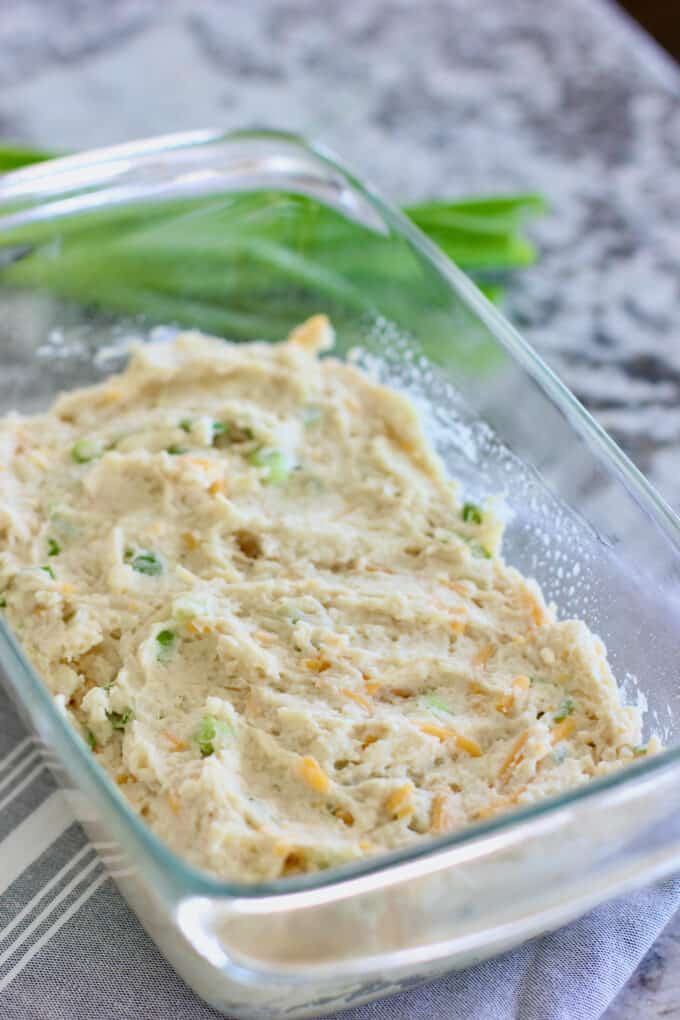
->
85 728 97 750
195 714 231 757
40 564 55 580
470 542 492 560
211 420 229 438
156 628 176 661
553 698 575 723
166 444 188 455
303 405 323 426
462 502 483 524
128 551 163 576
107 707 133 731
248 447 294 484
0 596 6 608
71 437 104 464
47 538 61 556
179 418 193 433
421 694 451 715
633 744 648 757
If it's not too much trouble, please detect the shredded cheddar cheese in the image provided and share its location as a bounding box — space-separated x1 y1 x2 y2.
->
430 792 457 834
524 591 546 628
496 675 531 715
455 734 483 758
300 755 330 794
304 657 332 673
551 716 577 744
161 731 189 753
419 721 453 741
473 643 495 667
287 313 334 352
187 620 213 636
499 730 531 783
341 688 372 713
386 783 414 819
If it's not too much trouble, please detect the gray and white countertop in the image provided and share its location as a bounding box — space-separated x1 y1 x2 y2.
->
1 0 680 1016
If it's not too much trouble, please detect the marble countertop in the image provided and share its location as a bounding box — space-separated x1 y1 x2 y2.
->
1 1 679 1016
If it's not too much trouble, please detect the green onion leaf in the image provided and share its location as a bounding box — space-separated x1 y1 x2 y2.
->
47 538 61 556
179 418 193 433
248 447 294 484
71 437 104 464
0 142 56 172
128 551 163 576
166 444 188 455
633 744 648 757
553 698 575 723
195 714 231 757
40 564 55 580
462 502 483 524
0 141 544 352
0 596 6 608
85 728 97 750
470 543 492 560
107 707 133 731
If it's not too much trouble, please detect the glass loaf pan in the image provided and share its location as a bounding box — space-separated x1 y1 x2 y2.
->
0 129 679 1019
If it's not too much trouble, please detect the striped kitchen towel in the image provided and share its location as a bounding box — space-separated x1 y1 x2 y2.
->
2 682 679 1020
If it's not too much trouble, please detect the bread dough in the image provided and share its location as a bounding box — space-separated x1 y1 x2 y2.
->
0 316 647 881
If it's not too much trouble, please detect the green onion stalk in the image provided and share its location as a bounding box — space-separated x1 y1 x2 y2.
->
0 143 545 372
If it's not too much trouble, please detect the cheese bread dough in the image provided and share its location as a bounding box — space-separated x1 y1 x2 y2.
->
0 316 648 881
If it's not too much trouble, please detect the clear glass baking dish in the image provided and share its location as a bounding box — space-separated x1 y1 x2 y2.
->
1 128 680 1019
